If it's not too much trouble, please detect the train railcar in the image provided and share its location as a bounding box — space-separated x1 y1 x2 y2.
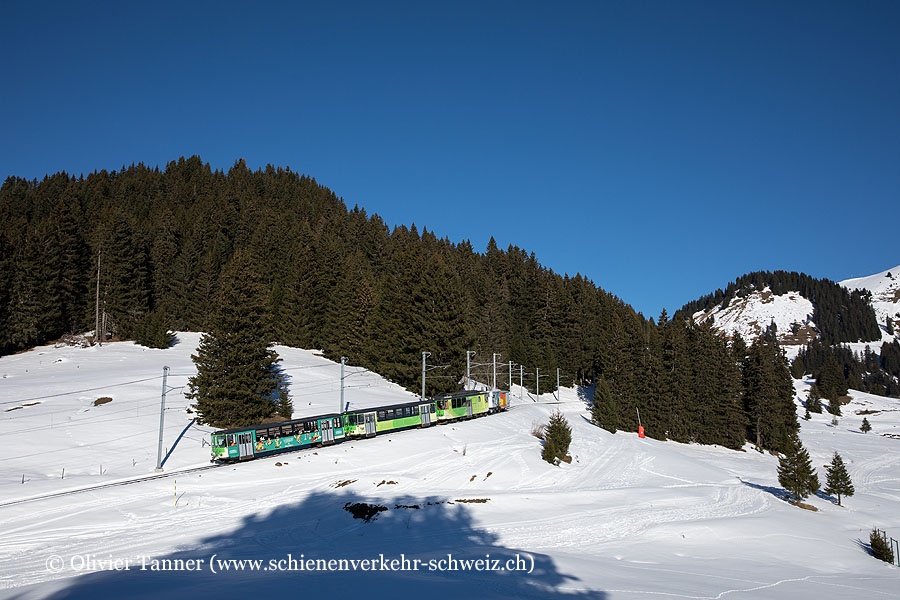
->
489 390 508 412
211 413 345 461
434 390 489 422
210 388 508 463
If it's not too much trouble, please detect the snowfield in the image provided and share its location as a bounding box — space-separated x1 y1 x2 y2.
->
1 335 899 599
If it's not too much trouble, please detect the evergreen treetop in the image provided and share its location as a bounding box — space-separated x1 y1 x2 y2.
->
824 451 854 506
777 433 820 504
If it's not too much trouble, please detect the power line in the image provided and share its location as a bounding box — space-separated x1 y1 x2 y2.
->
0 375 164 406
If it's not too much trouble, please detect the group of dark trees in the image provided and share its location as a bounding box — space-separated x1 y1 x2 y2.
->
0 157 853 445
0 157 638 407
593 318 797 453
677 271 882 345
793 339 900 398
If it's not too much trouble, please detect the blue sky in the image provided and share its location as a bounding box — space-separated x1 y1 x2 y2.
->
2 1 898 318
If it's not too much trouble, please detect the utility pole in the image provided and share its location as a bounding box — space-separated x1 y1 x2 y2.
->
536 367 540 400
422 351 431 402
519 365 523 402
155 366 169 472
556 367 560 402
466 351 475 388
94 248 101 346
508 361 512 392
340 356 346 414
492 353 500 390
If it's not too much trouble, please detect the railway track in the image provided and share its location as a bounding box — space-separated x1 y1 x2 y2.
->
0 463 223 509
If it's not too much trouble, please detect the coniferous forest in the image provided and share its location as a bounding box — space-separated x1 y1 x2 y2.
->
0 158 812 443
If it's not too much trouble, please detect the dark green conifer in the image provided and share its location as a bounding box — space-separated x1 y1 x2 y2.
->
860 417 872 433
777 433 819 504
807 385 823 414
869 528 895 564
828 396 843 417
186 251 290 427
542 411 572 465
133 309 175 349
824 451 854 506
591 376 617 433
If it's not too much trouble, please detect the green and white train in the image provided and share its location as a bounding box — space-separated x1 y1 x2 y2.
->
210 389 509 462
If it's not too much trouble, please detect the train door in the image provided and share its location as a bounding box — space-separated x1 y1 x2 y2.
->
364 412 376 437
238 432 254 459
320 419 334 444
466 397 473 418
420 404 431 426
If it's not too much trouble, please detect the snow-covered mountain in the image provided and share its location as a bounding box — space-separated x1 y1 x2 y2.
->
841 265 900 337
692 265 899 358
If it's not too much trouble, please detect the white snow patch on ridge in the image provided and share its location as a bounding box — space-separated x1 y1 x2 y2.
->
693 287 814 345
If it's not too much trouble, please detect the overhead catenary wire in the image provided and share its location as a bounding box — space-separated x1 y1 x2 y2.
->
0 375 164 406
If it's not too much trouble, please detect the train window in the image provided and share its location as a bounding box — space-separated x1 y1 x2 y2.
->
333 418 340 428
430 403 436 413
414 406 419 415
378 411 385 420
227 435 236 446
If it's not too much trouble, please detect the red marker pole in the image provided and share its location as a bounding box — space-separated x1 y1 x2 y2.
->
637 407 645 438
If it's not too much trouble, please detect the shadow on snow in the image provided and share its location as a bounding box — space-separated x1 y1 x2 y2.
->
22 489 607 600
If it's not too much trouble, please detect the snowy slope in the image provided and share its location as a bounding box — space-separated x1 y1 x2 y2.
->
693 287 816 355
694 265 900 360
841 265 900 342
2 337 900 598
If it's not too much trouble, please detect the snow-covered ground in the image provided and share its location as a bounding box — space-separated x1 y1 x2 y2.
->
2 336 899 599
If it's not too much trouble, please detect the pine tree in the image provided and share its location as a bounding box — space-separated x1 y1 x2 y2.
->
828 396 843 417
777 433 820 504
817 355 846 402
887 317 894 336
824 451 854 506
185 251 290 427
542 411 572 465
807 385 823 414
133 309 175 349
591 375 617 433
860 417 872 433
869 528 895 564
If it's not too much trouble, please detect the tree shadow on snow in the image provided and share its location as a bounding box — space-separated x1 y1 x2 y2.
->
815 490 839 504
22 490 606 600
738 478 793 503
576 385 595 410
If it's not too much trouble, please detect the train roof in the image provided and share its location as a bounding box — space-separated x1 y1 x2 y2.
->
435 389 493 399
213 413 342 435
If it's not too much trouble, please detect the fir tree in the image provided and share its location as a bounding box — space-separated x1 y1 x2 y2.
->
185 251 290 427
824 451 854 506
869 528 895 564
887 317 894 336
591 375 617 433
777 433 820 504
817 355 846 402
828 396 843 417
542 411 572 465
860 417 872 433
806 385 823 414
133 309 175 349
